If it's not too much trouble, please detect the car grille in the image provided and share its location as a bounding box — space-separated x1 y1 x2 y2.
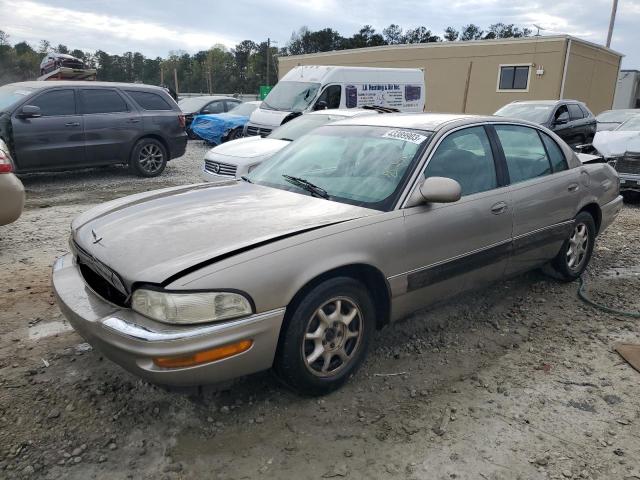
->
74 241 128 307
246 125 272 137
204 160 237 177
614 154 640 175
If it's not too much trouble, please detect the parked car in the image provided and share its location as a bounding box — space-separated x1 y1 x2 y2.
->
0 81 187 177
0 138 24 226
53 113 622 395
246 65 425 136
39 53 85 75
593 115 640 195
178 96 242 139
191 101 261 144
595 109 639 131
494 100 597 149
202 107 390 182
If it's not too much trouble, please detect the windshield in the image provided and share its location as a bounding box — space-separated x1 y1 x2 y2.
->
261 81 321 112
598 110 639 123
269 113 347 141
247 125 432 210
617 116 640 132
0 85 36 111
228 102 259 117
178 97 215 113
494 103 553 123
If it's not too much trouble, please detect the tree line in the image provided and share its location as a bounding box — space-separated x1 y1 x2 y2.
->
0 23 532 93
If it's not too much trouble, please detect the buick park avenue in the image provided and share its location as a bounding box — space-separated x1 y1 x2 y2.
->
53 113 622 395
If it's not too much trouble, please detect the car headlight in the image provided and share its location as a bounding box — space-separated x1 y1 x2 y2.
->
131 288 253 324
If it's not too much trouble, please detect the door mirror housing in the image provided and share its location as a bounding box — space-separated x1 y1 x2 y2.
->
554 112 570 125
314 100 328 111
20 105 41 118
407 176 462 206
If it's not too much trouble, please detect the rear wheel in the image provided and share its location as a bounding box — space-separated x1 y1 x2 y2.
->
548 211 595 281
274 277 375 396
130 138 167 177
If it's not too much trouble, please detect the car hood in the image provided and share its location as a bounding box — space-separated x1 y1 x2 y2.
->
206 136 289 159
593 130 640 157
72 182 376 287
249 107 295 128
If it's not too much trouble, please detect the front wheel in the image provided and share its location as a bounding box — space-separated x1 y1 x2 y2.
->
130 138 167 177
226 128 243 142
549 211 596 281
274 277 375 396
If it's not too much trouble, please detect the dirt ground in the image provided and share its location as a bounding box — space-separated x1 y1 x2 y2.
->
1 142 639 480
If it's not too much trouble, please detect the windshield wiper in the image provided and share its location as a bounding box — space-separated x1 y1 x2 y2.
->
278 137 294 142
240 175 252 183
282 174 329 199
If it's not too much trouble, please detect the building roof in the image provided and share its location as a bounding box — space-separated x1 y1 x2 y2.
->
281 35 624 61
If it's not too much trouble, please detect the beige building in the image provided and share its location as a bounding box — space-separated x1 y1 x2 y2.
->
278 35 623 115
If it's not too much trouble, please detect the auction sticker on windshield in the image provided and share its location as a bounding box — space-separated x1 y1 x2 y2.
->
382 129 428 144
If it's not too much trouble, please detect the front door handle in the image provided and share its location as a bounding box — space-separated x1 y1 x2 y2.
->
568 183 579 192
127 118 141 123
490 201 508 215
65 122 80 127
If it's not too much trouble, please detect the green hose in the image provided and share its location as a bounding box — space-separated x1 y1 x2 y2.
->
578 274 640 318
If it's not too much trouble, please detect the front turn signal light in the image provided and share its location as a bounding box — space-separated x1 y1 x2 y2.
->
153 339 253 369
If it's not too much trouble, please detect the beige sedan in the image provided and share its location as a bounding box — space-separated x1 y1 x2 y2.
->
0 139 24 226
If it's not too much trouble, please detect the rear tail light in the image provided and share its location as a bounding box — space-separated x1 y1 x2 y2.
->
178 114 186 129
0 150 13 173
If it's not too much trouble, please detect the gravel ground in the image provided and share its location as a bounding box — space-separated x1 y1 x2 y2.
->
1 141 639 480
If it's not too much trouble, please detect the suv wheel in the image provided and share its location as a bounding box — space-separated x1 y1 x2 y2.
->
548 211 595 281
274 277 375 396
130 138 167 177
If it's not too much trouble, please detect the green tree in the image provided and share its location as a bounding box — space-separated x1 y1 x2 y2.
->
460 24 484 41
383 24 404 44
444 27 459 41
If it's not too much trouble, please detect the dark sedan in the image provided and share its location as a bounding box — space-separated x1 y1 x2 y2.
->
495 100 597 149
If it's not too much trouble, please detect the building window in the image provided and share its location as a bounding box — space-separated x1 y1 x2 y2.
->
498 65 530 91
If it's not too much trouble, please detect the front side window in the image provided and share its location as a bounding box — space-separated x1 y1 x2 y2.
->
495 125 552 183
248 125 431 210
30 89 75 116
316 85 342 109
554 105 570 123
126 90 172 111
261 81 321 113
80 89 128 114
498 65 530 90
540 132 568 172
424 126 497 196
568 104 584 120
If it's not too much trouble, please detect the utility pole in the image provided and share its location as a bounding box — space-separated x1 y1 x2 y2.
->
160 68 164 85
606 0 618 48
173 68 179 97
266 37 270 86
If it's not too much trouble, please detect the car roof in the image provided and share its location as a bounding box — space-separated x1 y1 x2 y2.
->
178 95 239 101
5 81 168 92
509 99 583 106
329 112 479 131
306 108 387 118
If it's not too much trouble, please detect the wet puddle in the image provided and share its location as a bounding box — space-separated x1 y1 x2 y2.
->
28 320 74 340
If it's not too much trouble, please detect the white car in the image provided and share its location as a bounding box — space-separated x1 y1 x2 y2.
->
201 108 390 182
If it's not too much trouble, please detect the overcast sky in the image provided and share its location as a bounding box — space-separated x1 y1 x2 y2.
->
1 0 638 67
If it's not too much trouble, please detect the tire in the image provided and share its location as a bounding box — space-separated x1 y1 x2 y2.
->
130 138 167 177
187 129 199 140
549 211 596 282
226 127 243 141
274 277 375 396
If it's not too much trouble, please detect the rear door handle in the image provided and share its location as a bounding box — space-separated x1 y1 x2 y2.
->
568 183 579 192
65 122 80 127
490 201 508 215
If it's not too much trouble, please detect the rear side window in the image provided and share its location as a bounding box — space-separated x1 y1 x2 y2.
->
540 132 568 172
579 104 592 118
495 125 552 184
125 90 172 111
30 89 75 116
80 89 128 114
424 126 497 196
568 104 584 120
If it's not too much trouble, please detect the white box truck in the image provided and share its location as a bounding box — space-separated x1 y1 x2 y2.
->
245 65 425 137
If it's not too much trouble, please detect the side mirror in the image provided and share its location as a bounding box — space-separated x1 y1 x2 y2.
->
20 105 41 118
201 109 211 114
407 176 462 207
314 100 328 111
554 113 569 125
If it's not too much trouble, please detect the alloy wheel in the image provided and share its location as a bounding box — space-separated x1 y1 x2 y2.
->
138 144 164 174
566 222 589 271
302 297 364 377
